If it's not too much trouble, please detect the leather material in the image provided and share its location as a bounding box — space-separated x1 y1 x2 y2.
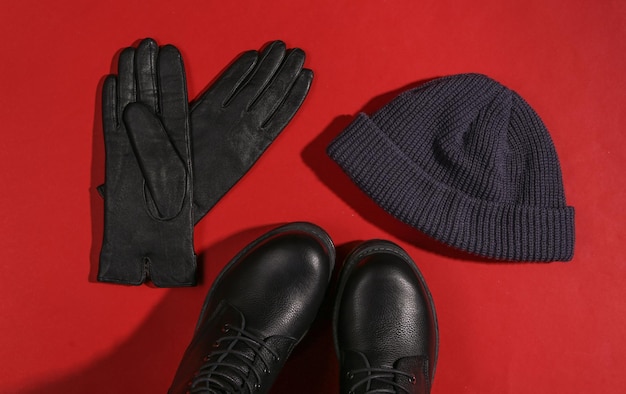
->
97 40 312 286
333 240 438 394
189 41 313 224
98 41 313 220
98 39 196 287
169 222 335 394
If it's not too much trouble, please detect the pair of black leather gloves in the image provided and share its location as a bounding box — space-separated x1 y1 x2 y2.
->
98 39 313 287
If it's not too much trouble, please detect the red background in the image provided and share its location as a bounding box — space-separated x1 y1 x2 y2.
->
1 1 625 393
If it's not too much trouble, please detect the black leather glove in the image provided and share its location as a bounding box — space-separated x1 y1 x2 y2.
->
99 39 196 287
98 41 311 218
97 40 312 286
190 40 313 223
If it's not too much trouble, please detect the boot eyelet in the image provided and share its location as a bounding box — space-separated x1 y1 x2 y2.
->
346 371 354 379
203 355 210 361
409 375 417 384
212 341 220 348
221 324 230 333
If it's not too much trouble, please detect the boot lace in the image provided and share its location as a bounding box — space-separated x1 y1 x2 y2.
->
188 324 280 394
346 367 417 394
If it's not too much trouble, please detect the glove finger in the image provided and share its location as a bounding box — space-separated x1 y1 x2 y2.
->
102 75 118 133
124 102 186 220
102 73 135 200
135 38 159 113
229 40 286 110
158 45 189 157
250 48 305 124
261 69 313 137
117 47 136 121
191 50 258 109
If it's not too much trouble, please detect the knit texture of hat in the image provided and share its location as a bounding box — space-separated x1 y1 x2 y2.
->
327 74 575 261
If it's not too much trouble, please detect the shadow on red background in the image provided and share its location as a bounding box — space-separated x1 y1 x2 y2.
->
22 225 268 393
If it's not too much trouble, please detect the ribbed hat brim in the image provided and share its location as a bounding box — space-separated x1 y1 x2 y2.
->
327 113 575 262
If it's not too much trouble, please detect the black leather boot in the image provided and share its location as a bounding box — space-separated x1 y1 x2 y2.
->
169 222 335 394
333 240 439 394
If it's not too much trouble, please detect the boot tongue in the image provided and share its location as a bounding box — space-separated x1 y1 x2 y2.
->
210 314 263 391
362 351 398 392
196 303 296 393
186 303 260 392
341 350 429 393
342 350 395 393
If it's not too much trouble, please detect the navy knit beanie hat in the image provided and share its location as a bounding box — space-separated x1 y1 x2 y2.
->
327 74 575 261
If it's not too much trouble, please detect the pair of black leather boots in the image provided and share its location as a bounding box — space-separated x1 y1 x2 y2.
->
169 222 438 394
